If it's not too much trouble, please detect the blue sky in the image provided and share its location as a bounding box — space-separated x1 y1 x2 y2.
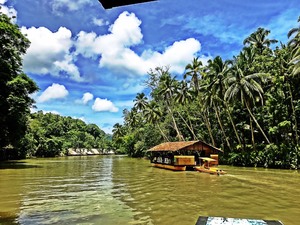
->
1 0 299 133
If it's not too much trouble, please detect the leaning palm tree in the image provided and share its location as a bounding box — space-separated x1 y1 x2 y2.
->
207 56 242 146
224 56 270 144
158 70 184 141
144 101 169 141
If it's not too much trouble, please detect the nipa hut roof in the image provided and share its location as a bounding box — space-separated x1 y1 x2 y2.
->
148 141 223 152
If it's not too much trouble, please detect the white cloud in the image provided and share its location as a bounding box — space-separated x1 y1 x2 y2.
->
43 110 60 115
38 83 69 103
21 26 82 81
72 116 86 122
82 92 94 104
0 0 17 21
75 11 201 76
93 18 109 26
51 0 93 13
92 98 119 112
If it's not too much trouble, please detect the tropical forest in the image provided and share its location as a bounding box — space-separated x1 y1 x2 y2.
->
112 17 300 169
1 12 300 169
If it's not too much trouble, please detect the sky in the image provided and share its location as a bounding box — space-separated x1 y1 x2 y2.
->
1 0 299 134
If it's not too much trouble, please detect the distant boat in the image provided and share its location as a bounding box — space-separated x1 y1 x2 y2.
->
147 141 225 174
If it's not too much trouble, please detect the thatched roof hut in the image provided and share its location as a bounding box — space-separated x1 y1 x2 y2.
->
148 141 222 154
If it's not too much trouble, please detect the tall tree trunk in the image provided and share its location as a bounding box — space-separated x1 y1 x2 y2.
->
157 123 169 142
177 111 197 140
245 101 270 144
225 102 242 146
200 111 216 146
167 106 184 141
287 82 299 145
250 117 255 150
213 102 231 149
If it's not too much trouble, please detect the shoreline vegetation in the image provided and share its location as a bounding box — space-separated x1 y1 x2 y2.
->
1 13 300 169
111 17 300 169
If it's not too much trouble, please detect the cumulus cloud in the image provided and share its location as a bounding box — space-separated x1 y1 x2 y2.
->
75 11 202 76
21 26 82 81
38 83 69 103
0 0 17 21
82 92 94 104
92 98 118 112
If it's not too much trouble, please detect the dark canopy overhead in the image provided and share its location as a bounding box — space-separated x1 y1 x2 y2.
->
98 0 157 9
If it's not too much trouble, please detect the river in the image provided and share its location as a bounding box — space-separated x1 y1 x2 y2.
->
0 155 299 225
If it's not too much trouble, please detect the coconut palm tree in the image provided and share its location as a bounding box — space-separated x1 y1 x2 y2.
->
174 80 197 140
158 70 183 140
184 57 203 93
202 87 231 149
144 101 169 141
225 54 270 144
288 17 300 76
288 16 300 48
112 123 124 140
277 44 299 145
133 92 148 112
206 56 243 147
243 27 277 54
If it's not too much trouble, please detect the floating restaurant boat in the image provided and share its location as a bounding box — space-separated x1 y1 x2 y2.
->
147 141 225 174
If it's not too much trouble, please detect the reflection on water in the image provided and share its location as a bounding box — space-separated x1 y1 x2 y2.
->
0 156 299 225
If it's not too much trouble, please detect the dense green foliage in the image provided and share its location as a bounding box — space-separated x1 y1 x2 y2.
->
0 13 112 160
0 13 39 159
113 17 300 169
20 111 112 157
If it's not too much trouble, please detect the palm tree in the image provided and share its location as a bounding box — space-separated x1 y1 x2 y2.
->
288 17 300 77
112 123 124 140
243 27 277 54
184 57 203 93
224 55 270 144
174 80 197 140
125 108 140 128
133 92 148 112
202 87 231 149
277 44 299 145
158 70 184 141
287 16 300 48
196 91 216 146
207 56 242 146
144 101 169 141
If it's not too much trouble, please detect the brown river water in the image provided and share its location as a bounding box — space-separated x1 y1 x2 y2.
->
0 155 299 225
